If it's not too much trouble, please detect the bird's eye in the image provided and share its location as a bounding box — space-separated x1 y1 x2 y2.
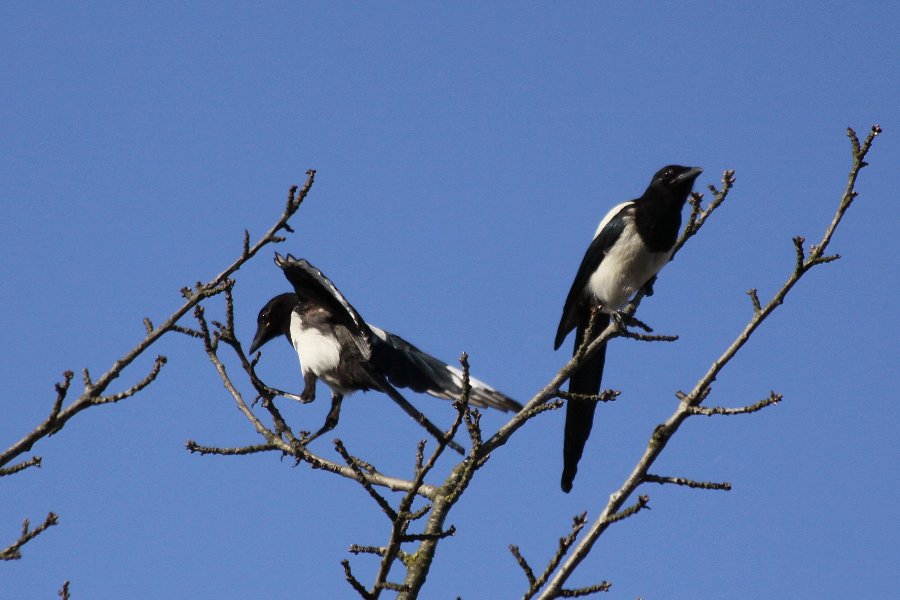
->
664 169 673 178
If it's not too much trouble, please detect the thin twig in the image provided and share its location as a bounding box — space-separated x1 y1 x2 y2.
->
510 545 537 587
643 474 732 491
0 455 42 478
553 390 621 404
686 392 782 416
342 559 374 600
96 355 167 404
335 440 397 521
1 513 59 561
185 441 280 456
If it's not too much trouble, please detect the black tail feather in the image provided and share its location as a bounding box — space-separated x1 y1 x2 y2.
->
561 312 609 493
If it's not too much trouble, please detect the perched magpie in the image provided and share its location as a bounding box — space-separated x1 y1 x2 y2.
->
555 165 702 493
250 254 521 453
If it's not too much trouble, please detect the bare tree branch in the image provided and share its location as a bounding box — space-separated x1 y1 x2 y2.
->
95 355 168 404
553 390 621 404
342 559 374 600
0 170 317 473
0 171 317 573
335 440 399 521
1 513 59 561
643 474 732 491
185 441 280 456
685 391 782 416
0 455 42 478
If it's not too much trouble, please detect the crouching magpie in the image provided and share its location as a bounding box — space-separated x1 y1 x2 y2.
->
250 253 521 453
555 165 702 492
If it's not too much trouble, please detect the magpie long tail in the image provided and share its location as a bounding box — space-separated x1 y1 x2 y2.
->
561 312 609 493
370 368 466 455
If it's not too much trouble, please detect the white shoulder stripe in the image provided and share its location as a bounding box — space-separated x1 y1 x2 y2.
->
593 201 634 238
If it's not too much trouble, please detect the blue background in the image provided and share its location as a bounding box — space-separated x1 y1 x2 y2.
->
2 3 897 598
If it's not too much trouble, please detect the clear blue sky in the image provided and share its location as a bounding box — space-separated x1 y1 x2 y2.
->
2 3 897 598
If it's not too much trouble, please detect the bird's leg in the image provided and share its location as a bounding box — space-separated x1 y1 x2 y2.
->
302 392 343 446
641 274 658 297
300 371 317 402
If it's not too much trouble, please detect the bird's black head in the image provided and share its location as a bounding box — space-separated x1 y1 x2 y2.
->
647 165 703 201
249 292 298 354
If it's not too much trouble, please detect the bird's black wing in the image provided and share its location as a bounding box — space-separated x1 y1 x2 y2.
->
368 326 522 412
554 203 633 349
274 253 373 359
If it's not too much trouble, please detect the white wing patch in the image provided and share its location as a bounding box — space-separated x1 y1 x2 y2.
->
290 312 341 377
369 325 388 341
593 201 634 238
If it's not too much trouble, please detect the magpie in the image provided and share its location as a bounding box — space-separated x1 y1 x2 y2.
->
555 165 702 493
250 253 521 453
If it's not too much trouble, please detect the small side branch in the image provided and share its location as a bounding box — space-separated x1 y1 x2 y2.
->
553 390 621 404
559 581 612 597
185 441 279 456
0 455 42 477
96 355 168 404
675 169 736 254
335 440 398 521
620 330 679 343
509 545 537 587
605 495 651 525
342 559 374 600
1 513 59 561
643 474 732 491
747 289 762 314
520 398 565 420
686 392 782 416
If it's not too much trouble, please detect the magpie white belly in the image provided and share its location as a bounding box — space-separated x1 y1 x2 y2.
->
290 314 341 377
587 227 673 311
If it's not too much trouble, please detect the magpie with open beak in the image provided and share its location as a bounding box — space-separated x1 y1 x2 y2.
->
250 253 521 453
555 165 702 492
